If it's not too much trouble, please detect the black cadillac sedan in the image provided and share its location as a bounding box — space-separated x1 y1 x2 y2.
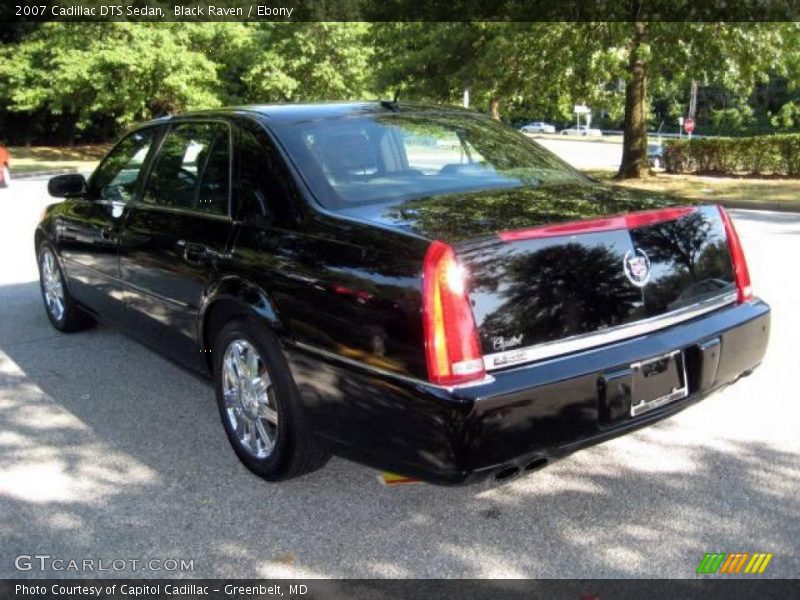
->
35 103 770 484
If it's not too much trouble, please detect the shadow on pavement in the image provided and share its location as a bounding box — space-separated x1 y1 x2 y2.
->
1 280 798 578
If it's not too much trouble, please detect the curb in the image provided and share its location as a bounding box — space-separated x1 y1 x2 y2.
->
526 133 622 145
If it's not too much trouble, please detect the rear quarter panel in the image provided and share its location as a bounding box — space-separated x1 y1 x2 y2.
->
229 213 431 379
227 213 434 448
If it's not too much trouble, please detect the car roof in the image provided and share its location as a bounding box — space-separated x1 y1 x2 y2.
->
139 101 476 127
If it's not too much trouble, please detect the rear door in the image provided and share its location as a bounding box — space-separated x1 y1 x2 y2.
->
119 120 235 369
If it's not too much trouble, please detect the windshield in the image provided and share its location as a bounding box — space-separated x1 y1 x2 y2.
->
271 111 587 210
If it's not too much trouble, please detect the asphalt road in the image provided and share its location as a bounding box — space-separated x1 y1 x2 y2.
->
534 137 623 170
1 175 798 579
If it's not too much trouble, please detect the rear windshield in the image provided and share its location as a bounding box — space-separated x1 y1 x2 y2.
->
271 111 587 210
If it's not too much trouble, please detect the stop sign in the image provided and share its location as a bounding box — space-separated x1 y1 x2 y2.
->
684 117 695 134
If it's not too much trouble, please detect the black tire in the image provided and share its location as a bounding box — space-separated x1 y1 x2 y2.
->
37 244 95 332
213 317 330 481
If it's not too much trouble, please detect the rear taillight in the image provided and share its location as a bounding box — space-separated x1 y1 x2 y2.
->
422 241 485 386
718 205 753 303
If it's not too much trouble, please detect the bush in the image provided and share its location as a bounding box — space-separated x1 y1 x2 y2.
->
664 134 800 177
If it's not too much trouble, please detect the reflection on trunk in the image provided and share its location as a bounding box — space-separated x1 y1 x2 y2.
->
475 242 641 344
456 206 735 357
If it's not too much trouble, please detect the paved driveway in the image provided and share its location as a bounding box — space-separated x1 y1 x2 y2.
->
0 177 798 578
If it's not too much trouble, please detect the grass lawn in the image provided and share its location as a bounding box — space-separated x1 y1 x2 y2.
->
8 145 108 176
585 169 800 211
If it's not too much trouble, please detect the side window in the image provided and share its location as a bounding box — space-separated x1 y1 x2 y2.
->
90 128 159 202
402 127 485 174
237 122 294 224
142 122 230 216
196 128 231 215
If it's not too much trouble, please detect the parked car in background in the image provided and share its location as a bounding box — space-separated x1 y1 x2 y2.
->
560 125 603 136
520 121 556 134
35 102 769 485
648 141 664 169
0 145 10 187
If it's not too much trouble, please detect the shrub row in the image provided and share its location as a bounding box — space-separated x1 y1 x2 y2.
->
663 134 800 176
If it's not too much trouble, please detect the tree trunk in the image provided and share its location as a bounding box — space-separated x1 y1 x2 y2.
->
489 96 500 120
617 21 649 179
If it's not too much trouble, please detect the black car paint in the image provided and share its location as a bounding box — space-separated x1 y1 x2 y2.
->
35 104 770 484
285 299 769 484
356 186 737 356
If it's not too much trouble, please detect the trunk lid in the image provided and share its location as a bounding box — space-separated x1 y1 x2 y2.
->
460 203 736 367
343 183 738 368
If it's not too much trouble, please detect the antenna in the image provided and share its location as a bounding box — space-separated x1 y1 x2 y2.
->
380 90 400 111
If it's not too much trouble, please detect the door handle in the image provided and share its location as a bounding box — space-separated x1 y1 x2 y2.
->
179 241 209 264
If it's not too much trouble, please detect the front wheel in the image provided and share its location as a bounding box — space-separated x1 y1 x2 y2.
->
213 318 330 481
38 245 95 332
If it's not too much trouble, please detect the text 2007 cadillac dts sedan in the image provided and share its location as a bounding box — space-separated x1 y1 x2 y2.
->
35 103 770 484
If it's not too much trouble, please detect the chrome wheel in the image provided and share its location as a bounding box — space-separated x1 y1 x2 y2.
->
221 339 279 459
41 250 65 322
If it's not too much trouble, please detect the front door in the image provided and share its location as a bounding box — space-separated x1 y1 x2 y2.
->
119 121 234 370
56 127 161 319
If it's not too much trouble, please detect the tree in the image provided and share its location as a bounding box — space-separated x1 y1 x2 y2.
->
373 23 583 121
241 23 374 102
2 20 798 150
618 20 649 178
612 20 796 178
0 23 222 140
375 20 797 178
0 22 375 143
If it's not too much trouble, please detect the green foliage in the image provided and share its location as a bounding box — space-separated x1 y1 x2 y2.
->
242 23 373 102
709 106 756 135
0 22 374 143
664 134 800 176
770 101 800 130
1 21 800 149
0 23 222 133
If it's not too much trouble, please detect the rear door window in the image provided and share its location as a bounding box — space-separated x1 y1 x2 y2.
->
142 122 231 216
237 121 296 224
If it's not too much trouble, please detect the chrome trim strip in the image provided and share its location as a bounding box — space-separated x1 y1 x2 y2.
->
483 291 737 371
292 342 494 391
127 202 232 222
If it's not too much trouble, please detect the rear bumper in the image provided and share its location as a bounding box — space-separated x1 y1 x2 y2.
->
287 299 770 485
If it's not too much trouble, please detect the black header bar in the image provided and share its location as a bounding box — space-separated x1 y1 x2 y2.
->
4 0 800 22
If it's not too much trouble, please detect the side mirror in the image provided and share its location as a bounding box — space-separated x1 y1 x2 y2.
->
48 173 87 198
